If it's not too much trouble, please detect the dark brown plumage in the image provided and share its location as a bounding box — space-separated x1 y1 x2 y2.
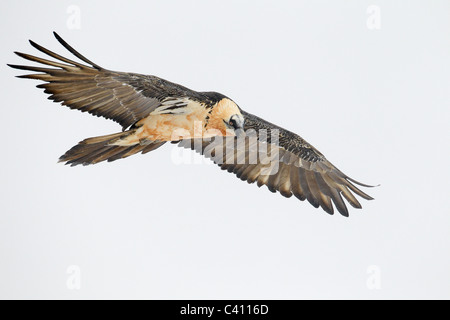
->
9 32 375 217
179 116 373 217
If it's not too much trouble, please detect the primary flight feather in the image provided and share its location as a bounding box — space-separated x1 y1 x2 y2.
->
8 32 374 217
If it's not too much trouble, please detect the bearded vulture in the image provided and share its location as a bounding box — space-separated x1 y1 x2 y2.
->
8 32 375 216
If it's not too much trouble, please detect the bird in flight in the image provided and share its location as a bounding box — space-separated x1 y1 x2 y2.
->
8 32 374 217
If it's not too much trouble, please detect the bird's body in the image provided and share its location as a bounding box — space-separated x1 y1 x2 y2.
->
136 97 240 141
9 32 374 216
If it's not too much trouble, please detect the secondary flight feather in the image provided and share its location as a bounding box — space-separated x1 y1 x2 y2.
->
8 32 374 216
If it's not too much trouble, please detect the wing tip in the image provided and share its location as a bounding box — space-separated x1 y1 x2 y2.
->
339 208 349 217
322 205 334 215
346 176 379 188
53 31 63 43
13 51 25 58
28 39 37 47
52 31 103 70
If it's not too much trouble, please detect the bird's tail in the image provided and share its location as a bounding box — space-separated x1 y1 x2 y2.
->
59 130 165 166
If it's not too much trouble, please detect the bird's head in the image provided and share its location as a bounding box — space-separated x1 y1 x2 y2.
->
206 98 244 136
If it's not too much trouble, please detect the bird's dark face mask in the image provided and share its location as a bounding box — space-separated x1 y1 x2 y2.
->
224 114 245 137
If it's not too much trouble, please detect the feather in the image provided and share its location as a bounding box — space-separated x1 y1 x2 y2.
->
320 173 349 216
305 170 332 214
277 162 293 198
299 168 319 208
52 32 102 70
290 166 306 201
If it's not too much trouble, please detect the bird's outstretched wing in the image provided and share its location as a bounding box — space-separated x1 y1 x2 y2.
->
179 111 374 216
7 32 213 130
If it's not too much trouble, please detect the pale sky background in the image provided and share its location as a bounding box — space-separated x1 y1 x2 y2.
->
0 0 449 299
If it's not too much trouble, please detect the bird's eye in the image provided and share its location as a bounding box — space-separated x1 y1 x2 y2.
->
229 118 237 128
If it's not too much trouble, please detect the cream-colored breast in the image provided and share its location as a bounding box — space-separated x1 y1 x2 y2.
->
119 100 209 144
111 97 241 146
